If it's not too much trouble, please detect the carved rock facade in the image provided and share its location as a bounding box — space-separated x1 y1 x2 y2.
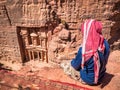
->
0 0 120 66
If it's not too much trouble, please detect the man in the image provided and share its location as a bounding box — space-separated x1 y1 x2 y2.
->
61 19 110 85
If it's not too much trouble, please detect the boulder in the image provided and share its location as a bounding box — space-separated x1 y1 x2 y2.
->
48 40 58 52
58 29 70 40
71 34 76 41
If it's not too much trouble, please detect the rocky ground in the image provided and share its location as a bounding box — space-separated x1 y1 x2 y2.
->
0 50 120 90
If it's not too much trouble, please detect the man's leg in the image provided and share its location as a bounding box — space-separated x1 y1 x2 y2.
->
60 60 80 80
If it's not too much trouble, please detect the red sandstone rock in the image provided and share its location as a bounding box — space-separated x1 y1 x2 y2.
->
0 1 120 89
58 29 70 40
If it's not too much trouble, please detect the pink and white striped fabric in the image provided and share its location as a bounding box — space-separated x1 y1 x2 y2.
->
81 19 105 84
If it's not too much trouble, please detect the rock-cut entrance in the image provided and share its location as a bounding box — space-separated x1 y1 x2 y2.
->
17 26 48 63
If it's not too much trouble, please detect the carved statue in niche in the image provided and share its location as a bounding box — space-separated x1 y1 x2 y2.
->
30 2 34 19
38 31 42 47
28 4 32 19
38 31 46 48
22 0 28 18
20 30 29 46
30 32 38 46
37 3 41 20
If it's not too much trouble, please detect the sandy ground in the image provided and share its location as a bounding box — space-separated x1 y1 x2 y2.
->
0 50 120 90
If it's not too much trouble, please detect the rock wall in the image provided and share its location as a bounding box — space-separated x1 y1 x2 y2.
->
0 26 22 64
48 0 120 62
0 0 120 65
107 1 120 50
48 23 82 63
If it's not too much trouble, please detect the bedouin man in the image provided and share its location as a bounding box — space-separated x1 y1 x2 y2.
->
61 19 110 85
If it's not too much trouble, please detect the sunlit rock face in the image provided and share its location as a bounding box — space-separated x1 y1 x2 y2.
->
0 0 120 66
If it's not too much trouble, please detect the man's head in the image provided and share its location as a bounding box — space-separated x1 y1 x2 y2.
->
81 19 102 35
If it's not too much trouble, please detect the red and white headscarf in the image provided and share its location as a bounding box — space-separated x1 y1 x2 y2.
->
81 19 105 84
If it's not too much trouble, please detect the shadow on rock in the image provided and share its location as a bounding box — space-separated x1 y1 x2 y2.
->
0 63 3 68
0 63 12 71
100 73 114 89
